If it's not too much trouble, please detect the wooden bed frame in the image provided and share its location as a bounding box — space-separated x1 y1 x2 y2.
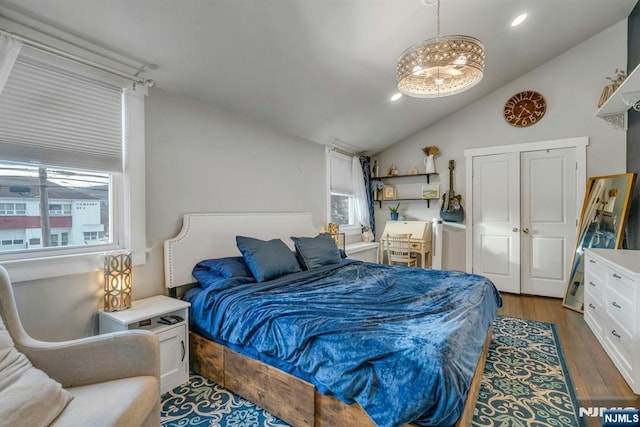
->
164 212 490 427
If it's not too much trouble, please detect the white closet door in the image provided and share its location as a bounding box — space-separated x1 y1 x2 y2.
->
472 153 521 294
521 148 576 297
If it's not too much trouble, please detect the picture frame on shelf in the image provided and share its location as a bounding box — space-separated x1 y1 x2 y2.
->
383 185 396 200
422 184 440 200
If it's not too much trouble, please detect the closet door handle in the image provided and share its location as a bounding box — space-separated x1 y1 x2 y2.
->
611 330 621 339
512 227 519 232
612 301 622 309
588 303 596 309
612 273 622 279
181 340 186 362
522 227 529 234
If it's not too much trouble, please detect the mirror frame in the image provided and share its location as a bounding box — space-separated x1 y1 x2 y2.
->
562 173 637 312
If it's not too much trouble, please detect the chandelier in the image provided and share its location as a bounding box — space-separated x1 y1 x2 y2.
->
397 0 484 98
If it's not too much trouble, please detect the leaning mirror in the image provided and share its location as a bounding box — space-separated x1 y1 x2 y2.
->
563 173 637 312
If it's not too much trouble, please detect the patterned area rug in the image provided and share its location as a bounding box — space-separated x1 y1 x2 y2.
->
161 316 584 427
472 316 585 427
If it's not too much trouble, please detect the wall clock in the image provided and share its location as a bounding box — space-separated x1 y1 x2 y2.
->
503 91 546 127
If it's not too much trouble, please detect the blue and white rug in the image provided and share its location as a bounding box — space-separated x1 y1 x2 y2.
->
161 316 584 426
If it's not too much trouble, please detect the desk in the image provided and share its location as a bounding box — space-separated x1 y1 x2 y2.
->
379 220 432 268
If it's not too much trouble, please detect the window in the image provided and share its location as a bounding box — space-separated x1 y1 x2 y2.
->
328 151 356 227
0 202 26 215
0 42 147 281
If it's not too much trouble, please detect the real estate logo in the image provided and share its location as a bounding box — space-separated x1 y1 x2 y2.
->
601 409 640 426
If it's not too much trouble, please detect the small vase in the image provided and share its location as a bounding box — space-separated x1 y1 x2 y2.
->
390 212 399 221
362 231 371 243
424 155 436 174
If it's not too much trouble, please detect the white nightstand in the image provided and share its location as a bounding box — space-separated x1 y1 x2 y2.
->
99 295 190 394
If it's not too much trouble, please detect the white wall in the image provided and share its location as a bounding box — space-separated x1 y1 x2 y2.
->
12 89 326 341
373 20 628 271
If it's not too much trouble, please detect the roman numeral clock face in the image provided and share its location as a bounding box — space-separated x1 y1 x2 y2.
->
504 91 546 127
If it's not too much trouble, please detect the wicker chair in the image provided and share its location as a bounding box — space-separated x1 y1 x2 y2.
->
384 233 417 267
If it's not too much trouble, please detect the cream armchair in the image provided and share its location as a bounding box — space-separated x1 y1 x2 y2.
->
0 266 161 427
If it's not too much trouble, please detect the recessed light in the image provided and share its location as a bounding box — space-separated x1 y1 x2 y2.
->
511 13 527 27
390 92 403 101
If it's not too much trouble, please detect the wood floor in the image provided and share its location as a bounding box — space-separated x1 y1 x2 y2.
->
499 293 639 427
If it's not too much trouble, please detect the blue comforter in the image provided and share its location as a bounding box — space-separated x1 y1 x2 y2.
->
185 260 501 427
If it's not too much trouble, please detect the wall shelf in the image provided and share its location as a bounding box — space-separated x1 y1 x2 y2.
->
373 173 439 208
596 63 640 130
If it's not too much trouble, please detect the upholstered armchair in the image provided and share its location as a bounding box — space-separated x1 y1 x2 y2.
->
0 266 161 427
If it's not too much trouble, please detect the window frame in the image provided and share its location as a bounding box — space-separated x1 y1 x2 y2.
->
0 74 146 282
326 148 361 237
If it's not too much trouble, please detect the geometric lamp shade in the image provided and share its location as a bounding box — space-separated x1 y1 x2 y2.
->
104 252 132 312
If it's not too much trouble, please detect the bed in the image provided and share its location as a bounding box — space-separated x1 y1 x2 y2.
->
164 212 501 427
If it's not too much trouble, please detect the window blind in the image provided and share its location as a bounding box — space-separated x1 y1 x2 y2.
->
0 55 124 172
329 150 353 195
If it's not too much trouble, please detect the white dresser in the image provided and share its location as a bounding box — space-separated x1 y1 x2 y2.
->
584 248 640 394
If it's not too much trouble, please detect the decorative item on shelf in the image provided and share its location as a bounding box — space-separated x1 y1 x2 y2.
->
383 184 397 200
104 251 132 312
371 180 384 201
598 84 616 108
422 146 440 174
372 160 379 178
597 69 626 108
421 184 440 200
440 160 464 223
386 164 399 176
396 0 484 98
389 203 400 221
607 68 627 89
361 224 373 243
408 166 418 175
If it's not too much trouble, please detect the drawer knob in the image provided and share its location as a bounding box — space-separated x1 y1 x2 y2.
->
612 301 622 309
612 273 622 279
588 303 596 309
589 259 596 263
588 281 596 287
611 330 621 339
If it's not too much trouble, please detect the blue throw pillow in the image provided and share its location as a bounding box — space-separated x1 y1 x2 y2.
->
236 236 301 282
194 256 253 278
291 233 342 270
192 272 255 290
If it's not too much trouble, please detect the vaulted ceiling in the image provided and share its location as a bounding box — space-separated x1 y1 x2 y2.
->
0 0 637 153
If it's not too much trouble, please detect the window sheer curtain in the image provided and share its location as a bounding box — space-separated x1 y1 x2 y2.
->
352 156 371 238
0 33 22 95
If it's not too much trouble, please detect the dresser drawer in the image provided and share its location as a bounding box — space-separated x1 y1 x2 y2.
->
603 314 634 380
584 294 604 337
585 256 605 280
584 273 604 300
606 266 635 296
606 286 634 334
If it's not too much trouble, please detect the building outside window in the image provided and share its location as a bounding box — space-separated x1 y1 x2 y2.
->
0 165 109 252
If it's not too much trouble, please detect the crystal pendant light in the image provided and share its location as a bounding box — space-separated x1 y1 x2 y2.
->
397 0 484 98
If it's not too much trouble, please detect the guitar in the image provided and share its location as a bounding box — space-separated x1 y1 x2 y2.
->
440 160 464 223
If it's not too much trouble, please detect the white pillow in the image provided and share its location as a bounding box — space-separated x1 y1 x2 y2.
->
0 317 73 426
